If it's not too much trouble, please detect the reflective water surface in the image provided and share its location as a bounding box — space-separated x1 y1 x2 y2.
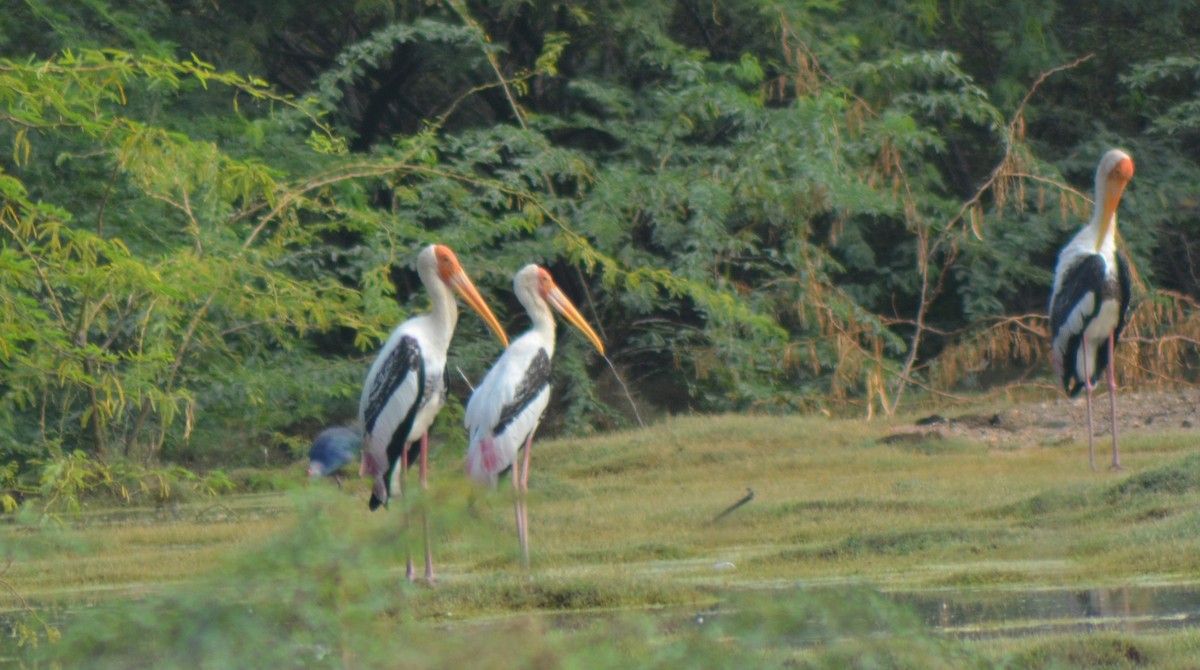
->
893 584 1200 637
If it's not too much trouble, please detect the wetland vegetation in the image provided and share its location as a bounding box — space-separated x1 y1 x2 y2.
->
6 410 1200 667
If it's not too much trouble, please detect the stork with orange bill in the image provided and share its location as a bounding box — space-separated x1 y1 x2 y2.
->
464 264 605 568
1049 149 1135 471
359 244 508 583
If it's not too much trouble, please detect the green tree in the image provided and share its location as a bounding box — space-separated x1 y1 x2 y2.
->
3 0 1199 483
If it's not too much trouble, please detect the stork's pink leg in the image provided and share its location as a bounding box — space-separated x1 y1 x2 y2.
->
1107 335 1122 471
419 432 429 489
400 446 415 582
511 453 526 569
1082 347 1097 472
419 431 435 584
521 436 532 492
519 435 533 568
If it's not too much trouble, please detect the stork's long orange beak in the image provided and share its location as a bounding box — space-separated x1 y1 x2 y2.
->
448 271 510 347
545 284 605 355
1103 157 1133 219
1099 156 1134 249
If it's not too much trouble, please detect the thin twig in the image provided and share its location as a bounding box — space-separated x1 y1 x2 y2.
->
888 54 1096 415
455 366 477 392
710 488 755 524
445 0 528 130
946 53 1097 240
0 570 59 642
601 355 645 428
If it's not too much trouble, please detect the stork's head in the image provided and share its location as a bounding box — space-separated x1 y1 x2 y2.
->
515 264 605 355
419 244 509 346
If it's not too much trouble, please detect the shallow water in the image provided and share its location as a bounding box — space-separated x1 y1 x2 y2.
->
454 583 1200 644
6 583 1200 663
893 584 1200 637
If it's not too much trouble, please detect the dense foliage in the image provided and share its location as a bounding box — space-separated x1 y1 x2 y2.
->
1 0 1199 474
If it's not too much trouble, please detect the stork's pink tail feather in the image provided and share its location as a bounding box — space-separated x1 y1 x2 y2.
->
359 437 381 478
466 435 500 485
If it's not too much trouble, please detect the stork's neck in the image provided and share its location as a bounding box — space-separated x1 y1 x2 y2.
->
529 300 557 358
1089 173 1118 256
423 272 458 349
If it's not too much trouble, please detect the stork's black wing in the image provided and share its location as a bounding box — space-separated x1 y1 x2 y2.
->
362 335 426 510
363 336 422 434
494 348 551 437
1050 255 1107 395
1050 255 1107 337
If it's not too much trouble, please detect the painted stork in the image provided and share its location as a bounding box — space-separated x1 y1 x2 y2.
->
464 264 605 568
307 426 361 488
358 244 508 583
1049 149 1134 471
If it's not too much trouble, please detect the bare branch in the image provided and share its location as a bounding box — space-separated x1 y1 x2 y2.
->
888 54 1098 414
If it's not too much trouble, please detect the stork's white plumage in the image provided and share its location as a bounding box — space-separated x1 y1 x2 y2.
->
358 244 507 582
1049 149 1134 471
464 264 604 568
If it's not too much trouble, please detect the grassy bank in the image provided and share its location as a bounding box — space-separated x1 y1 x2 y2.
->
4 410 1200 666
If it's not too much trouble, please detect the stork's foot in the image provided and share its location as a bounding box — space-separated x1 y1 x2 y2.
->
1110 461 1123 472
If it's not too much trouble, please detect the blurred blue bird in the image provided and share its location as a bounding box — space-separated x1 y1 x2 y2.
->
307 427 362 488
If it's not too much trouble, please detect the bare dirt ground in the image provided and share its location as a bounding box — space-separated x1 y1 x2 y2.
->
898 390 1200 451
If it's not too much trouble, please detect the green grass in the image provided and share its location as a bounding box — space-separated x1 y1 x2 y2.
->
6 411 1200 666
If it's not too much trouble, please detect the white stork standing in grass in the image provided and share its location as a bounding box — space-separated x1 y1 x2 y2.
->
464 264 605 569
1049 149 1135 471
359 244 508 583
